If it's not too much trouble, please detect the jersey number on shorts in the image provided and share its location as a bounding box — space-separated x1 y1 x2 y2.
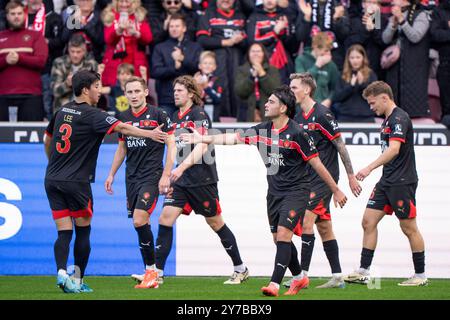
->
56 123 72 154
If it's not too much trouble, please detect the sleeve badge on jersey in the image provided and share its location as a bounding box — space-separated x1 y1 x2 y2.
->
329 119 339 131
393 124 403 134
105 116 117 124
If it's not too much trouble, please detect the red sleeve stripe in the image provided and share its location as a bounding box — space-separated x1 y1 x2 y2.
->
316 123 341 141
303 152 319 161
44 130 52 138
389 137 405 143
287 140 318 161
196 30 211 37
107 120 122 135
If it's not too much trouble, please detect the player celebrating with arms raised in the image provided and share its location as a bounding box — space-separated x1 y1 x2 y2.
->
344 81 427 286
105 76 176 289
181 85 347 296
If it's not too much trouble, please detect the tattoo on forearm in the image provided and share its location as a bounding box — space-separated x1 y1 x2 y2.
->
333 137 354 175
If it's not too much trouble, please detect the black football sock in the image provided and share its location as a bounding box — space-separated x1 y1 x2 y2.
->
360 247 375 270
300 233 315 272
216 224 243 266
74 225 91 279
54 230 73 272
155 225 173 271
270 241 291 284
288 242 301 276
135 224 155 267
323 239 342 274
413 251 425 274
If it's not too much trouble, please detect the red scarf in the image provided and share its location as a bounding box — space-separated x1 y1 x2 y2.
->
269 41 288 69
25 4 46 35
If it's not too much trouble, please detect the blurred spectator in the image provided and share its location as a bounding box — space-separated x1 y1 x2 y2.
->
99 62 147 114
295 0 350 70
50 34 97 112
24 0 64 120
332 44 377 122
150 0 197 45
152 13 202 117
382 0 431 118
101 0 152 87
234 42 281 121
194 51 223 121
430 0 450 124
0 0 48 121
196 0 247 118
346 0 388 79
295 32 339 107
246 0 296 84
61 0 105 63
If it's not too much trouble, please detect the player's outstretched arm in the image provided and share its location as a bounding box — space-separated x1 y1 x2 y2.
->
159 135 176 195
114 122 168 143
308 156 348 208
356 140 401 181
180 131 243 145
331 136 362 197
105 140 127 195
170 141 210 183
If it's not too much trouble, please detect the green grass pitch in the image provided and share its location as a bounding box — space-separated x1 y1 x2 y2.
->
1 276 450 300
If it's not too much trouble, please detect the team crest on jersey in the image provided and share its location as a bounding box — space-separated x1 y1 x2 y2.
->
23 34 31 42
143 192 150 200
289 210 296 218
143 120 151 127
310 192 316 199
397 200 404 207
203 201 210 208
283 140 290 148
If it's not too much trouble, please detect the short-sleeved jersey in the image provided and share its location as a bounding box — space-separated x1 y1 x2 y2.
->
294 103 340 184
237 119 319 195
45 101 120 183
172 106 218 187
196 7 246 40
379 107 418 186
117 105 173 185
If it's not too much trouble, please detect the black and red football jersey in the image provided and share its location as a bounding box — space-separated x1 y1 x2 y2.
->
379 107 418 186
117 105 173 185
237 119 318 195
294 103 340 185
172 105 219 187
45 101 120 183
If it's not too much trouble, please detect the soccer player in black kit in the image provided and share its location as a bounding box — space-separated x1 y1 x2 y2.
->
287 73 362 290
154 75 249 285
44 70 168 293
181 85 348 296
104 77 176 289
344 81 427 286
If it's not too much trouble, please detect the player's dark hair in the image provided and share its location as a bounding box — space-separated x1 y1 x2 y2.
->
363 81 394 100
272 85 296 119
72 70 101 97
68 33 86 48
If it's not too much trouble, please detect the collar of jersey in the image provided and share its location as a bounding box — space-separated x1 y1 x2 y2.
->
302 104 316 120
178 107 192 119
217 8 235 18
132 106 148 118
271 122 289 134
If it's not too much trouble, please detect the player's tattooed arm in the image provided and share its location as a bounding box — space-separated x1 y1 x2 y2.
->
332 136 362 196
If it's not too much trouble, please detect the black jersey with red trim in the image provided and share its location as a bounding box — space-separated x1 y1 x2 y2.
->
237 119 318 195
172 105 218 187
45 101 120 183
294 103 340 184
196 7 246 42
379 107 418 186
117 105 173 185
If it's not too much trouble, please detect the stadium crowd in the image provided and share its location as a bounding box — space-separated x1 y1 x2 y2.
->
0 0 449 126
